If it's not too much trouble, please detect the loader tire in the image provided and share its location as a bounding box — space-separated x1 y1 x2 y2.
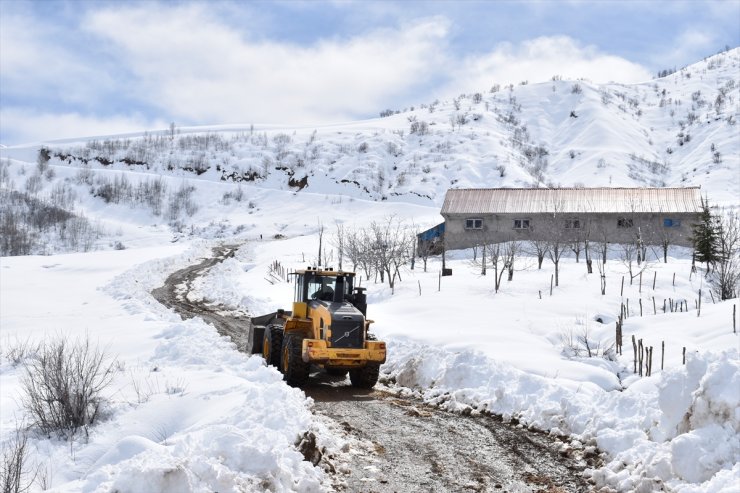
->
282 335 310 387
349 363 380 389
263 325 283 369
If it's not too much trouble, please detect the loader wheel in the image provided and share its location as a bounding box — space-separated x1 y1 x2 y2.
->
349 363 380 388
263 325 283 369
281 335 310 387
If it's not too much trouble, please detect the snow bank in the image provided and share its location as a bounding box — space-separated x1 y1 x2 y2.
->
0 244 335 492
384 339 739 492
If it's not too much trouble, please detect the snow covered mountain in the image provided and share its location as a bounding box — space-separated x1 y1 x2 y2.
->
7 47 738 209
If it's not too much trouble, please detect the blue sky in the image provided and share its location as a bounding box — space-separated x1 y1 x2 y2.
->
1 0 738 145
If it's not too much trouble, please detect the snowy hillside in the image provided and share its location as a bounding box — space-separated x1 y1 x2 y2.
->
3 47 738 207
0 48 738 493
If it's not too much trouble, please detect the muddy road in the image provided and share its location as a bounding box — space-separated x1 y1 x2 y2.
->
152 246 597 492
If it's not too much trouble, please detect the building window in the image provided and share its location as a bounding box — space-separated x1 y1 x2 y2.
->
617 218 633 228
465 218 483 230
513 219 531 229
664 218 681 228
565 219 581 229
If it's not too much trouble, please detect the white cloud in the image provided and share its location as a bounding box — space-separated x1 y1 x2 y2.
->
0 108 165 145
654 28 715 69
0 11 114 107
84 4 450 125
446 36 654 94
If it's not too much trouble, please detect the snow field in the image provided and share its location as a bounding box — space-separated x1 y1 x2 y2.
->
193 233 739 493
0 244 346 492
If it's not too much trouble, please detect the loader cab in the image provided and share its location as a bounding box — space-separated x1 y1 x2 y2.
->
292 268 357 316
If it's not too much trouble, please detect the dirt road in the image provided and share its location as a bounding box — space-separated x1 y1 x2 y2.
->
151 246 597 492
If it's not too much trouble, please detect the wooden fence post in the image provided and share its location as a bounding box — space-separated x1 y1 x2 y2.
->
639 271 643 293
639 298 643 317
734 305 736 334
438 271 441 292
682 347 686 365
653 297 657 315
661 341 665 370
638 339 644 376
418 280 422 296
621 276 625 296
653 271 657 290
632 335 637 373
673 272 676 286
550 274 553 296
697 289 702 317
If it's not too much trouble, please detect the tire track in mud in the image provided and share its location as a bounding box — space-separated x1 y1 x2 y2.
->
151 245 598 493
151 244 251 351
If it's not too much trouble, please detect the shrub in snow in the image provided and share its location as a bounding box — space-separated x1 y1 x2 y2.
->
21 336 116 438
2 337 40 367
0 426 35 493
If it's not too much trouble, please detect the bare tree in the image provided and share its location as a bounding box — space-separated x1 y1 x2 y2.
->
545 198 570 287
593 223 610 265
345 228 373 279
416 234 437 272
506 241 521 281
330 222 345 270
485 241 518 292
618 240 653 285
714 209 740 300
369 216 413 290
582 221 594 274
656 222 677 263
316 220 325 267
596 251 607 294
528 239 549 269
547 235 569 287
570 240 582 263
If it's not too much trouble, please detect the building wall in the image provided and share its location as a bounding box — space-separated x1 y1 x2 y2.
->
442 212 699 250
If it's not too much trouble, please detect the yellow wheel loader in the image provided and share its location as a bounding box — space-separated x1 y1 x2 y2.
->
249 268 386 388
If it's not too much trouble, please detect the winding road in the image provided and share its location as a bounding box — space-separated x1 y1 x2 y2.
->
151 245 598 492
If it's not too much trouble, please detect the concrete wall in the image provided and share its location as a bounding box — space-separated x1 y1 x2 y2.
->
442 212 699 250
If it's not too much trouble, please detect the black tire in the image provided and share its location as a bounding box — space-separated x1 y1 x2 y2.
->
349 363 380 388
282 335 310 387
263 325 283 369
325 368 348 378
